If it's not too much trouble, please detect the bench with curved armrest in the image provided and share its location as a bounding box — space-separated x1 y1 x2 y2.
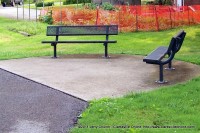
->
143 30 186 83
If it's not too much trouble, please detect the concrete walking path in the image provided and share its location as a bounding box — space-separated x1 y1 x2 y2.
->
0 6 40 20
0 54 199 101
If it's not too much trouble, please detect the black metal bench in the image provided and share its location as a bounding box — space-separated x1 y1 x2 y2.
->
143 30 186 83
42 25 118 58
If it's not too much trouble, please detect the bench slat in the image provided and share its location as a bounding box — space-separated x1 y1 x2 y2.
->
143 46 168 64
47 25 118 36
42 40 117 44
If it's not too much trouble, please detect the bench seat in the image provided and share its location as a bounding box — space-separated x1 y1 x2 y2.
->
143 46 168 64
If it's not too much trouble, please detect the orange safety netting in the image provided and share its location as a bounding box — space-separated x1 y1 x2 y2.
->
41 5 200 32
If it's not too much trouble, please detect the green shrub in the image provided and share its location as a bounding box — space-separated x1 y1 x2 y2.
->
42 15 53 24
1 0 10 4
39 10 53 24
84 0 91 3
145 1 155 5
102 2 116 11
165 0 172 5
35 2 43 7
35 1 54 7
86 3 97 10
46 2 54 6
63 0 91 5
63 0 70 5
63 0 74 5
155 0 172 5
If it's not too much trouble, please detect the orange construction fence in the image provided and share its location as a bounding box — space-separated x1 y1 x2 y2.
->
41 5 200 32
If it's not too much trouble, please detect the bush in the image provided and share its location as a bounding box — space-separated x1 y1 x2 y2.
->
35 1 54 7
102 2 116 11
35 2 43 7
146 1 155 5
1 0 10 4
39 10 53 24
84 0 91 3
63 0 70 5
46 2 54 6
63 0 91 5
154 0 172 5
88 3 97 9
63 0 74 5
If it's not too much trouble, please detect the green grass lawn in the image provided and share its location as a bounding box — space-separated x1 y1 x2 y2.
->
0 17 200 133
1 17 200 64
71 78 200 133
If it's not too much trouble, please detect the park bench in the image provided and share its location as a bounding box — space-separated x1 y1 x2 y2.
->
42 25 118 58
143 30 186 83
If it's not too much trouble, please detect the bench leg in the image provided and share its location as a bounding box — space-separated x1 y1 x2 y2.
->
103 43 109 58
165 61 175 70
156 64 167 84
52 44 57 58
165 52 175 70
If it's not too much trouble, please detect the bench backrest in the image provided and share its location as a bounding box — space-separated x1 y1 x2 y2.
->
167 30 186 54
46 25 118 36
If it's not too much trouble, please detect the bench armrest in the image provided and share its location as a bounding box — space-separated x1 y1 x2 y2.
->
160 52 175 65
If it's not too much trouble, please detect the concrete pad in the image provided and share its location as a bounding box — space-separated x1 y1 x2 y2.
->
0 54 200 101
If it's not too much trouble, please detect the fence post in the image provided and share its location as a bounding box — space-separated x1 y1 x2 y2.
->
118 6 121 32
188 6 194 24
187 6 190 25
169 7 172 28
23 1 24 20
181 6 184 26
60 0 62 24
29 0 30 20
17 4 18 20
96 7 99 25
36 0 37 22
135 5 138 32
155 6 159 31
